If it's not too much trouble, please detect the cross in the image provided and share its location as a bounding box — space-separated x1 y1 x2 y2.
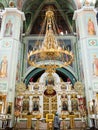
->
22 115 33 128
69 114 76 129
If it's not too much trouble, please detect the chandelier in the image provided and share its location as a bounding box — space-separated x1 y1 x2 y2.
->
28 9 74 72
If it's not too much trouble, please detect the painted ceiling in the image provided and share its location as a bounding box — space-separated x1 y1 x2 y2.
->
0 0 98 34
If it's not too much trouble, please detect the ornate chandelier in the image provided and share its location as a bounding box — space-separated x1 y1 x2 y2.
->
28 9 74 72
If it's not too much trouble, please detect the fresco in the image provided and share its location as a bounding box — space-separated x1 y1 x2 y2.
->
77 12 97 37
85 13 97 36
4 19 13 37
3 15 14 37
16 45 21 81
0 56 8 78
17 0 24 10
3 14 21 40
89 50 98 77
87 18 96 35
0 39 12 79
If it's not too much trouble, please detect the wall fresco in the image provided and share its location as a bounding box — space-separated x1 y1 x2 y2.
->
3 15 14 37
2 14 21 40
89 50 98 77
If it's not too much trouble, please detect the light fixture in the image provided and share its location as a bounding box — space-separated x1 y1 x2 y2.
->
27 9 74 73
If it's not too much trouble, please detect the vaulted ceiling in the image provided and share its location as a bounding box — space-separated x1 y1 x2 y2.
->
0 0 98 35
22 0 76 35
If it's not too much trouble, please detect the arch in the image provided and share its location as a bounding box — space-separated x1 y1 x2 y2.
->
24 67 77 86
56 67 77 84
24 68 45 86
0 3 4 9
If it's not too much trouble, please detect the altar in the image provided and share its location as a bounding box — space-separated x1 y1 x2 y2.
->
15 77 86 129
17 118 47 129
17 117 84 129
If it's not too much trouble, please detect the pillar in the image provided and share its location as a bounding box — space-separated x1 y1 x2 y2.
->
73 2 98 127
0 7 25 127
29 96 33 113
67 94 72 112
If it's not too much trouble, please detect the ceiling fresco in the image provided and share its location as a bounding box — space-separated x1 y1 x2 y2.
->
0 0 98 34
21 0 76 34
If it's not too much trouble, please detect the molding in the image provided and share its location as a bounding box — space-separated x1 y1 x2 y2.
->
2 8 25 21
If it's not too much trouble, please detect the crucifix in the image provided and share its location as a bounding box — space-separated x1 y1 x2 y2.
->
69 114 76 129
22 115 33 128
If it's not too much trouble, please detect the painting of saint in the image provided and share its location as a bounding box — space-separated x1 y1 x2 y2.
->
4 20 13 37
62 101 68 111
88 18 96 35
22 98 29 112
33 101 39 111
17 0 23 10
93 55 98 76
71 95 78 111
15 98 22 112
0 56 8 78
7 102 12 114
16 63 20 81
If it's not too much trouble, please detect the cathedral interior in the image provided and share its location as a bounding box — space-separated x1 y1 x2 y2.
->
0 0 98 130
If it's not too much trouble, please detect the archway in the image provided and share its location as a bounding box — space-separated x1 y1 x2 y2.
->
24 67 77 86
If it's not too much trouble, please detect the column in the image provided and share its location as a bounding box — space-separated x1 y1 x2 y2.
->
39 95 43 117
20 96 23 112
29 96 33 113
57 94 61 115
67 95 72 112
73 1 98 127
0 6 25 127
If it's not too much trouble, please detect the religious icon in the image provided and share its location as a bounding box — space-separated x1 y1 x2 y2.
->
45 75 54 86
22 98 29 112
0 56 8 78
71 95 78 111
17 0 23 10
33 101 39 111
15 97 22 112
4 20 13 37
62 101 68 111
93 55 98 76
7 102 12 114
16 63 20 81
88 18 96 35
